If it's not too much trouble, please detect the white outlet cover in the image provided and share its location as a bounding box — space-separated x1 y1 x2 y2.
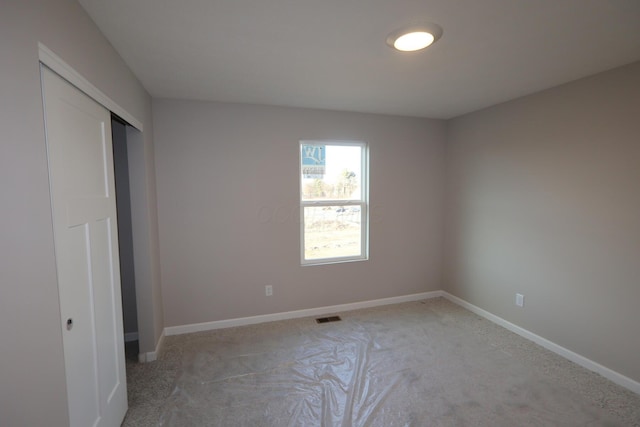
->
516 293 524 307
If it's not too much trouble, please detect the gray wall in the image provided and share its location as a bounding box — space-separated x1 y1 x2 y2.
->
153 100 446 327
444 61 640 383
0 1 163 425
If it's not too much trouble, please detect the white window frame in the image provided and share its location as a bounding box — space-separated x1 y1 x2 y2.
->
299 140 369 266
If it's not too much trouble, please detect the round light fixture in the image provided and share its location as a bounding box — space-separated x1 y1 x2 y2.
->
387 23 443 52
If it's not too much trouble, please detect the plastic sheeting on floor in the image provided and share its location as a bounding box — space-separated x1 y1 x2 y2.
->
158 301 622 426
160 324 410 426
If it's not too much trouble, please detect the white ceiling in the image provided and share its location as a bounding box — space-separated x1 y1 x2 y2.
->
78 0 640 119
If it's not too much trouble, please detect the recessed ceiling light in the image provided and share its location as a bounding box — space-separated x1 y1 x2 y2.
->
387 23 443 52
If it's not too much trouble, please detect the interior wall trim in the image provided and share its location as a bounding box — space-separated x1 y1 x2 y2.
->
38 42 143 131
164 291 444 336
139 330 164 363
442 292 640 395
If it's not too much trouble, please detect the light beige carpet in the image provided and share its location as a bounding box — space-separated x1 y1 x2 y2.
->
123 298 640 426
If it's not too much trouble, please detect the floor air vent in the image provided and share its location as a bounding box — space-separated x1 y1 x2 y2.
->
316 316 342 324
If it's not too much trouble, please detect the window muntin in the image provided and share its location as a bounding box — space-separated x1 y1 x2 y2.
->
300 141 368 265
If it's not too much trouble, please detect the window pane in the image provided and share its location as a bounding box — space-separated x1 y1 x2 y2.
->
303 206 362 260
301 144 362 201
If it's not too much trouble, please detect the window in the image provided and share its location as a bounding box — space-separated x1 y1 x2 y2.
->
300 141 368 265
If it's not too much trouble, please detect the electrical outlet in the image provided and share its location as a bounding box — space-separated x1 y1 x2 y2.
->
515 293 524 307
265 285 273 296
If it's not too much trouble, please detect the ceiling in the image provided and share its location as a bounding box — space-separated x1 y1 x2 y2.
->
78 0 640 119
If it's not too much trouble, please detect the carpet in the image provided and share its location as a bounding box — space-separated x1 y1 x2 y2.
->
123 298 640 426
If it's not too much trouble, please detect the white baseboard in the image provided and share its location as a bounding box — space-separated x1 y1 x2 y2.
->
442 291 640 395
124 332 138 342
138 330 165 363
165 291 443 336
159 289 639 395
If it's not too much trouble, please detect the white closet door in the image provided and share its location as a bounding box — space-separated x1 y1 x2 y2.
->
41 66 127 427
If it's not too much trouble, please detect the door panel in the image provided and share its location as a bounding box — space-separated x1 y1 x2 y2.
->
41 66 127 427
